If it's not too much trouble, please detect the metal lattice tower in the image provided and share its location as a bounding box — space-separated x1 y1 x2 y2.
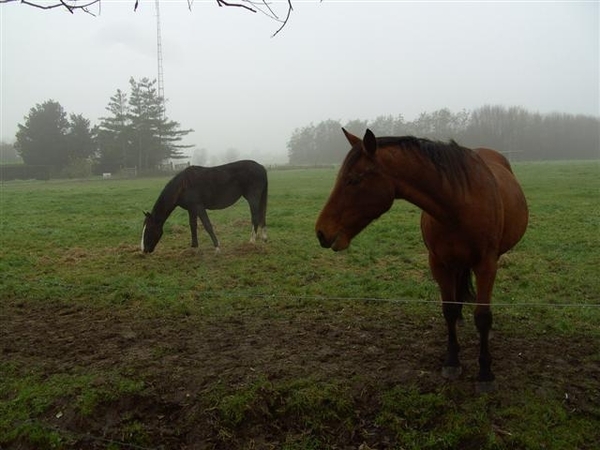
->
155 0 166 120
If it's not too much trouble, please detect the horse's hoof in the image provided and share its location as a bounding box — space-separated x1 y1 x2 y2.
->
442 365 462 380
476 380 497 394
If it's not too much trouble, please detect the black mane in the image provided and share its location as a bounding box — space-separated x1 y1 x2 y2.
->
150 168 191 218
377 136 473 187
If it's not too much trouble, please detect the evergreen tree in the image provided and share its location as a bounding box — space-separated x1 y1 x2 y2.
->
97 78 193 171
66 113 96 162
127 77 192 170
96 89 131 172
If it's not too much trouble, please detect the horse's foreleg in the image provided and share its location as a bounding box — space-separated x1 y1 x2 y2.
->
197 208 220 252
430 256 462 379
442 301 463 379
188 209 199 248
473 259 498 392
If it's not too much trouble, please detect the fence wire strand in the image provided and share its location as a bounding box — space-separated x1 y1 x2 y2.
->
18 279 600 309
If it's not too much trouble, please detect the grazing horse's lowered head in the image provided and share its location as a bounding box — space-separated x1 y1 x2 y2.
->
141 161 268 255
141 211 163 253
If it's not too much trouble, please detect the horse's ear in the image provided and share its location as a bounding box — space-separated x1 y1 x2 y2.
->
363 129 377 155
342 128 362 148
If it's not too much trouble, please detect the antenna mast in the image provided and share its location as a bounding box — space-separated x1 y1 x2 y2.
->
155 0 166 120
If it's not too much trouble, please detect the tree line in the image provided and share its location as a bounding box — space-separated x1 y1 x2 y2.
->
9 77 192 178
287 106 599 165
4 100 598 180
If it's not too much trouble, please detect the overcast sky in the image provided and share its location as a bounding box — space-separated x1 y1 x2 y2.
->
1 0 598 163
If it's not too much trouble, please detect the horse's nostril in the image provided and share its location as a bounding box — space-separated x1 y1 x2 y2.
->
316 230 329 248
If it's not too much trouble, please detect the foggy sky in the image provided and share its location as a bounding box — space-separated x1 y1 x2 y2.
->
1 1 598 163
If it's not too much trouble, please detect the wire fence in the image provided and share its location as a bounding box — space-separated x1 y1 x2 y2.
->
9 278 600 310
197 291 600 309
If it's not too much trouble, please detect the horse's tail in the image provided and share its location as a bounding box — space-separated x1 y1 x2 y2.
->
457 268 475 303
456 267 475 323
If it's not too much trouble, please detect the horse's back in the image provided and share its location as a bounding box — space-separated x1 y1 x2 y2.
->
187 160 266 187
228 160 267 192
475 148 528 255
181 160 267 210
475 148 513 173
221 160 266 183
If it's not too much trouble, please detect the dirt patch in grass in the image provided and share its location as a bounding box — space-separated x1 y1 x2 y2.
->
1 299 598 449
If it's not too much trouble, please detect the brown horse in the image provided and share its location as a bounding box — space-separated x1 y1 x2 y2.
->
315 129 528 392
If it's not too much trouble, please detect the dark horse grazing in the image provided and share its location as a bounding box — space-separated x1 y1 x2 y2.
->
142 160 268 253
315 129 528 392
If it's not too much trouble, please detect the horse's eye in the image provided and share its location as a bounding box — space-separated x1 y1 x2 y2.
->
346 174 362 186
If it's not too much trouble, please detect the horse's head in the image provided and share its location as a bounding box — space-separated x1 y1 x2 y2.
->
315 128 396 251
141 211 163 253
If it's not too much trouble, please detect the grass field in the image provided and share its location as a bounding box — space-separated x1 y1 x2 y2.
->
1 160 599 449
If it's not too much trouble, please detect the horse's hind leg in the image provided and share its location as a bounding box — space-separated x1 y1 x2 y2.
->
259 184 268 241
259 225 268 242
249 208 259 243
188 208 199 248
473 259 498 392
197 208 220 252
247 194 267 243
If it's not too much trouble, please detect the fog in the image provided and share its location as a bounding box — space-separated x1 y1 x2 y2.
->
1 1 598 164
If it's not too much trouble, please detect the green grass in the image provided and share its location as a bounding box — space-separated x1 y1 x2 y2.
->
1 161 599 448
0 362 145 446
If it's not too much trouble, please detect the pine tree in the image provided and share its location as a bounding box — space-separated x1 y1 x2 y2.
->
96 89 131 172
128 77 192 170
97 78 193 171
67 114 96 161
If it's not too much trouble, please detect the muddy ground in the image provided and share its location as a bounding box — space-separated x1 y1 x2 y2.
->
2 299 599 449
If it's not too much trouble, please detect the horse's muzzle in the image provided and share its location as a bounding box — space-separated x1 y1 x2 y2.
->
316 230 331 249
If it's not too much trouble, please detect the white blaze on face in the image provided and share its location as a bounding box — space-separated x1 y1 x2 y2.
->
140 225 146 252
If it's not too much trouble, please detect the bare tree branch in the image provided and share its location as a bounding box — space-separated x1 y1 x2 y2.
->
272 0 293 37
0 0 296 33
216 0 256 14
0 0 100 12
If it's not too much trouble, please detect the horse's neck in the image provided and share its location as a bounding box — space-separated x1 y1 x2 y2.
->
151 193 177 225
379 149 466 223
151 176 187 224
